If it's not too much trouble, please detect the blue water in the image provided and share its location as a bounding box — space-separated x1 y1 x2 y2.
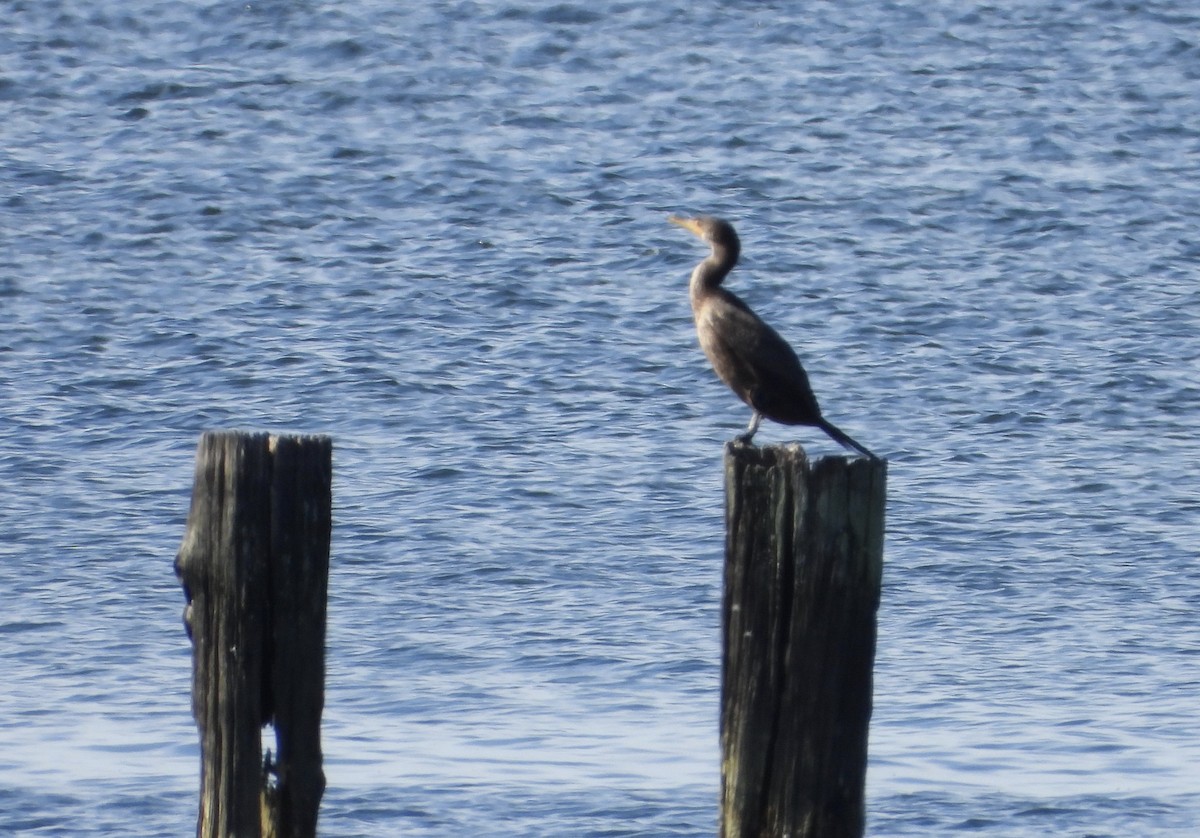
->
3 0 1199 834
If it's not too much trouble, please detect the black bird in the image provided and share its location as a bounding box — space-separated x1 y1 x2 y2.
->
669 214 876 459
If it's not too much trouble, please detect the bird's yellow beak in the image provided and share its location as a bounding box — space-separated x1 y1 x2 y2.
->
668 215 703 237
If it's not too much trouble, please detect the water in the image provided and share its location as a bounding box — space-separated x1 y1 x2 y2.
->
2 0 1198 834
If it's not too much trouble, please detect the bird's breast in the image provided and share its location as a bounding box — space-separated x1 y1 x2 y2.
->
692 299 742 385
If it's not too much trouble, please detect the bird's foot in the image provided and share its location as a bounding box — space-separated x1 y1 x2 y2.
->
736 412 762 445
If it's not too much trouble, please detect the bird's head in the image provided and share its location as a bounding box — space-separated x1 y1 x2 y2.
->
669 215 741 262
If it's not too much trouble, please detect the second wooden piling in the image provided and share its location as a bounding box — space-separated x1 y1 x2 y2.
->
175 430 332 838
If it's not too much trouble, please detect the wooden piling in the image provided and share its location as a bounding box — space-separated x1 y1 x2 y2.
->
721 442 886 838
175 431 332 838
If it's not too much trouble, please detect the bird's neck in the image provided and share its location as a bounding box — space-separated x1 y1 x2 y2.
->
689 245 737 305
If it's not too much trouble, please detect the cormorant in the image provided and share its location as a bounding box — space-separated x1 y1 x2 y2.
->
669 214 877 459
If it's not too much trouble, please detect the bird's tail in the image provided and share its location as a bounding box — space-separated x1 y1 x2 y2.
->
817 419 878 461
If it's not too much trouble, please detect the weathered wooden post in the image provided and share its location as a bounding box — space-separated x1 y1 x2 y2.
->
721 442 886 838
175 430 332 838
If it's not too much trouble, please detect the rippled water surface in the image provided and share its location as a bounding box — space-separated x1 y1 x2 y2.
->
3 1 1199 835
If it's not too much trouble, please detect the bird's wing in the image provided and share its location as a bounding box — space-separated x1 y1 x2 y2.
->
703 291 822 423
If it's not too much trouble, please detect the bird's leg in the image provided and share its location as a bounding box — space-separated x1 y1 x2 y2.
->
736 411 762 444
